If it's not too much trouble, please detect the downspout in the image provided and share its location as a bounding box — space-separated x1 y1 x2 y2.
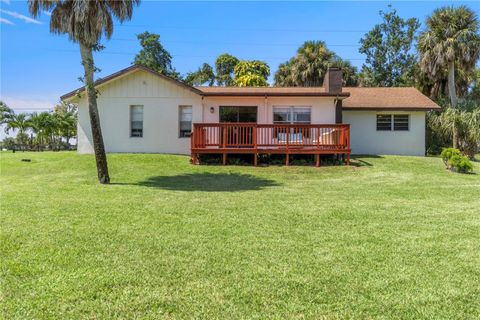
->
201 95 205 123
264 94 268 124
335 95 343 124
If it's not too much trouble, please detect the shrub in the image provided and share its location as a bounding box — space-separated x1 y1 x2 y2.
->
440 147 461 166
441 148 474 173
448 155 474 173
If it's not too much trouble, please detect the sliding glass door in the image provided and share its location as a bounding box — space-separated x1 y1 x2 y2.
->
219 106 257 147
219 106 257 123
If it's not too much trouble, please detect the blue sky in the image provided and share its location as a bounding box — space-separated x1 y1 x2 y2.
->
1 0 479 115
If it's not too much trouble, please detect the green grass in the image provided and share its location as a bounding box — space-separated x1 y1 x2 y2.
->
1 152 479 319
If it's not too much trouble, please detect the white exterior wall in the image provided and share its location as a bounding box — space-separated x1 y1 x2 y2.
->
343 110 426 156
202 96 336 124
77 70 202 155
76 71 336 155
74 69 427 156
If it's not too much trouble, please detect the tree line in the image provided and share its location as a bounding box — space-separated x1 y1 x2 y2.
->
0 102 77 152
133 6 480 103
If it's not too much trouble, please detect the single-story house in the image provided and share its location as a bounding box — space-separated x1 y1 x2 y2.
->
61 65 440 165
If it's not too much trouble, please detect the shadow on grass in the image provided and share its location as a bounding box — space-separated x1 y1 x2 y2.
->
114 173 280 192
349 155 383 167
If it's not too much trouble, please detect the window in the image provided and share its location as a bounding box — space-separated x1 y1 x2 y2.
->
179 105 192 138
394 115 409 131
376 114 409 131
376 114 392 131
130 105 143 137
273 107 311 124
273 107 311 140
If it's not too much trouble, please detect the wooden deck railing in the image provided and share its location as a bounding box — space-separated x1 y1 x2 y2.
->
191 123 350 166
192 123 350 150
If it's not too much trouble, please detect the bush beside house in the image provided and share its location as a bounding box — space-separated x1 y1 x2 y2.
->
441 148 474 173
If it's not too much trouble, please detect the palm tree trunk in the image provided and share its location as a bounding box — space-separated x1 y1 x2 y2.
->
447 60 459 149
80 42 110 184
448 61 458 107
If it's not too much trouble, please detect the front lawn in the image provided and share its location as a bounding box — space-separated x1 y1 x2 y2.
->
1 152 479 319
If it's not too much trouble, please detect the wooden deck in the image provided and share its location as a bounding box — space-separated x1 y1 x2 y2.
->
191 123 351 166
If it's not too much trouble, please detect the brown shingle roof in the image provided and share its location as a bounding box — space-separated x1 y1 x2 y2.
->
343 87 440 110
60 65 440 110
195 86 349 97
196 86 440 110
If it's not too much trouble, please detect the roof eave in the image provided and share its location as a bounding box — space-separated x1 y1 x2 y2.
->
202 92 350 97
60 65 203 101
342 106 441 111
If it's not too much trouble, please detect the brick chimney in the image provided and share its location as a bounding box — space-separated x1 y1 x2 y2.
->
323 68 343 94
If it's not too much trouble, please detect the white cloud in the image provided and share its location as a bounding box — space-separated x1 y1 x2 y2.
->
42 10 52 16
0 96 59 140
0 0 11 4
0 9 42 24
0 17 13 25
1 96 57 113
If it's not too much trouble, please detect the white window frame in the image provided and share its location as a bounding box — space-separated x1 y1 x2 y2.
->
273 106 312 124
130 105 143 138
179 105 193 138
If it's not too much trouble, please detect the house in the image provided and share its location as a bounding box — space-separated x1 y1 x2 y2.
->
61 65 440 165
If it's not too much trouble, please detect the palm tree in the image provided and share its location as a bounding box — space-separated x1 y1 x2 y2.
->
418 6 480 147
29 0 140 184
274 60 296 87
29 112 52 150
5 113 31 136
330 58 359 87
54 103 77 149
436 107 480 159
274 41 358 87
293 41 335 87
53 110 77 149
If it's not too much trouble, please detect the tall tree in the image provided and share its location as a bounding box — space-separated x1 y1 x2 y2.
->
53 104 77 148
0 101 14 124
418 6 480 107
330 58 359 87
29 0 140 184
418 6 480 148
274 60 295 87
5 113 30 136
359 6 419 87
184 63 216 86
29 112 54 148
215 53 240 86
133 31 179 78
233 60 270 87
292 41 334 87
274 41 358 87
